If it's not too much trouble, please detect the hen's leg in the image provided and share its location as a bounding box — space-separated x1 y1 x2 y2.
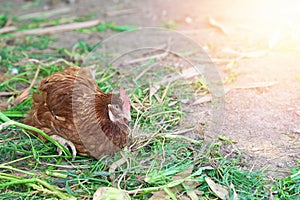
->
50 135 77 160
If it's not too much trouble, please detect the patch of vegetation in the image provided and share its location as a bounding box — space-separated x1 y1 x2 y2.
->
0 14 8 28
0 10 299 200
78 23 137 33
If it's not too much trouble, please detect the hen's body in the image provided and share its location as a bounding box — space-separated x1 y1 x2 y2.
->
24 67 129 159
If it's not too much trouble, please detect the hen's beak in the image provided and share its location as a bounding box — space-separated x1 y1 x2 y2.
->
123 113 131 123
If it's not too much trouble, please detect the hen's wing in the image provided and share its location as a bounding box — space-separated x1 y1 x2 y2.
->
25 67 82 142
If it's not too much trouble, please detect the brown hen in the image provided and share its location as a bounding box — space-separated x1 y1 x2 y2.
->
24 67 131 159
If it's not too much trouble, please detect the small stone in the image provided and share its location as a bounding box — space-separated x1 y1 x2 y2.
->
185 17 193 24
11 68 18 75
276 162 285 168
292 128 300 134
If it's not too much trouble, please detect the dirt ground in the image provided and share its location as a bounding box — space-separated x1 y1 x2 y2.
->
2 0 300 177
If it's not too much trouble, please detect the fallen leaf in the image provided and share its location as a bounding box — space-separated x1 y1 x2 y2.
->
0 121 15 131
0 102 10 111
269 192 275 200
229 183 239 199
292 128 300 134
93 187 130 200
208 16 232 35
172 165 194 181
222 48 267 58
205 177 228 200
192 94 212 105
173 165 200 200
149 190 169 200
149 165 199 200
13 87 31 105
109 157 127 181
182 182 199 200
13 66 40 105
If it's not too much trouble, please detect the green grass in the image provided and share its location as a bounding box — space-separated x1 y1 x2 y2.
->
0 12 299 200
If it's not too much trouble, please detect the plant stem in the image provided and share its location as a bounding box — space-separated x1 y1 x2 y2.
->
0 111 71 157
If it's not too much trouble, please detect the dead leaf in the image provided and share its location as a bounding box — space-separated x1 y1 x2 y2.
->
148 166 199 199
173 166 200 200
292 128 300 134
205 177 228 200
109 157 127 181
0 121 15 131
173 166 193 181
229 183 239 199
0 102 10 111
222 48 267 58
269 192 275 200
13 66 40 105
182 182 199 200
93 187 130 200
208 16 232 35
149 190 169 200
192 94 212 105
13 87 31 105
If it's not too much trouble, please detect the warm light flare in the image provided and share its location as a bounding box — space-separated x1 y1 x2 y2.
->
253 1 300 28
231 0 300 49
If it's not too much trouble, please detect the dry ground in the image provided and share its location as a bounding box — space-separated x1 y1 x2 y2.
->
2 0 299 177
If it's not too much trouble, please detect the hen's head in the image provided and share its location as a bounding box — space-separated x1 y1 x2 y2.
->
108 88 131 125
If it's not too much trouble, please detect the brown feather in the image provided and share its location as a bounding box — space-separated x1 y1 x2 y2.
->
24 67 129 159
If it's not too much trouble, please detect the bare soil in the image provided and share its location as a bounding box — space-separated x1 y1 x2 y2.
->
2 0 299 177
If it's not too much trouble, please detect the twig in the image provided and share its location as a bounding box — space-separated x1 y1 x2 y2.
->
13 19 100 37
157 133 202 145
228 81 277 90
207 16 232 35
122 39 171 65
126 178 188 194
192 81 278 105
169 127 196 135
105 8 138 17
191 57 237 65
0 165 35 176
134 62 157 82
0 92 16 97
150 67 201 97
0 26 17 34
109 156 128 181
18 7 72 20
42 163 90 169
160 82 171 103
123 50 169 65
0 121 15 131
18 58 74 67
1 155 32 166
222 48 267 59
0 137 19 144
